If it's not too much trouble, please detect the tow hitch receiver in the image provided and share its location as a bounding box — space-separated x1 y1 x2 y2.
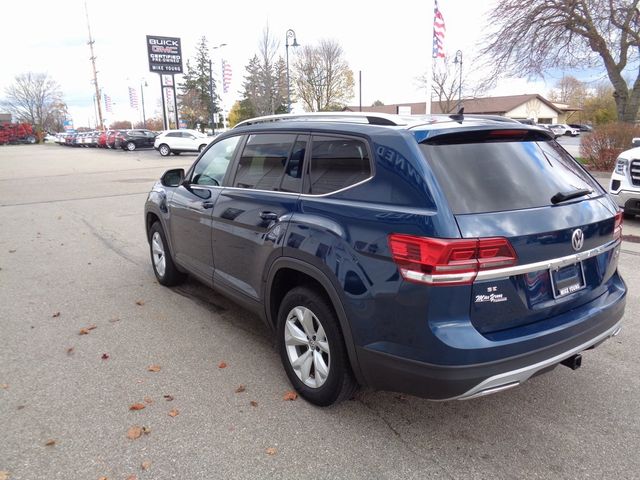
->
561 353 582 370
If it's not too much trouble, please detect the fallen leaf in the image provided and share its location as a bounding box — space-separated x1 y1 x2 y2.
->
8 250 16 253
142 426 151 435
66 347 74 356
126 476 138 480
283 391 298 401
127 426 142 440
266 447 277 456
218 361 227 369
87 324 97 331
98 477 107 480
147 365 161 373
108 318 120 323
44 439 56 446
143 396 153 404
168 408 179 417
129 403 146 411
101 353 110 360
163 394 174 401
141 460 151 471
0 472 10 480
16 405 25 410
235 385 246 393
250 400 258 407
52 312 60 318
78 324 97 335
135 300 145 306
0 384 8 390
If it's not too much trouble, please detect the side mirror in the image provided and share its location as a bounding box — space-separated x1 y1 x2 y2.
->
632 137 640 148
161 168 184 187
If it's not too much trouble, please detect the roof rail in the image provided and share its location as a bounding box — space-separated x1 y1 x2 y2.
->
233 112 409 129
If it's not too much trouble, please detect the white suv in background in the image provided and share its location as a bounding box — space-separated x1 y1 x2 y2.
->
609 138 640 219
549 124 580 137
154 129 214 156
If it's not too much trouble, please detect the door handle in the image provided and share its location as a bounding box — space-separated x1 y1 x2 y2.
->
259 211 279 221
202 201 215 209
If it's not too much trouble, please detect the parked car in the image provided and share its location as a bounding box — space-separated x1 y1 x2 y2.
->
106 130 123 149
609 139 640 219
549 124 580 136
154 129 214 156
97 131 108 148
145 112 626 406
120 129 157 151
536 124 560 138
569 124 593 132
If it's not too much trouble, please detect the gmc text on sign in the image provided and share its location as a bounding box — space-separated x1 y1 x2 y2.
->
146 35 183 74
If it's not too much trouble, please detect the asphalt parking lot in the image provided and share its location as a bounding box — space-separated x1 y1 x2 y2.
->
1 144 639 480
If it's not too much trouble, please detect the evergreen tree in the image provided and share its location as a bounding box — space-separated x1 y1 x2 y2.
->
178 36 219 130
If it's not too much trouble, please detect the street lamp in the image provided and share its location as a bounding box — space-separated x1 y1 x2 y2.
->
140 79 148 129
209 43 227 134
285 29 299 113
453 50 463 111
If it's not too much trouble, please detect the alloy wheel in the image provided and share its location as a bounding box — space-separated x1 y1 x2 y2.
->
284 306 330 388
151 231 166 277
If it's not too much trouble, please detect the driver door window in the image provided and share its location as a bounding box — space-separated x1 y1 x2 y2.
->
192 135 241 186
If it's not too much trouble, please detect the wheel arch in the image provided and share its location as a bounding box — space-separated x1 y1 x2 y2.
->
265 257 365 385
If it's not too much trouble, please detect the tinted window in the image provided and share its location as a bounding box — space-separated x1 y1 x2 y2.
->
234 134 297 191
308 136 371 194
192 135 241 186
420 140 601 214
166 132 181 138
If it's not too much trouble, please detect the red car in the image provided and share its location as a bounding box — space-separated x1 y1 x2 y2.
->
97 131 108 148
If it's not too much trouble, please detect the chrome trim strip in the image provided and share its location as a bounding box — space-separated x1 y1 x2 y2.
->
445 320 623 401
475 239 620 281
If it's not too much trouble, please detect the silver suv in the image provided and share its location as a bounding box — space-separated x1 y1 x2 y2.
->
609 137 640 218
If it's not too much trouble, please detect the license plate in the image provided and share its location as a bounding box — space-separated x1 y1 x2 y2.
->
550 262 586 299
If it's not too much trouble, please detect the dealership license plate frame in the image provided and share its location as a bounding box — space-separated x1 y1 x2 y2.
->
550 261 586 299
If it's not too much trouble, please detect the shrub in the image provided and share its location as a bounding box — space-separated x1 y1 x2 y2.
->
580 122 640 171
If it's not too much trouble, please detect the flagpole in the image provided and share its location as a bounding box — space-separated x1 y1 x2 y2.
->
426 0 434 115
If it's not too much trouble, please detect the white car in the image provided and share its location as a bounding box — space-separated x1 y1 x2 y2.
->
154 129 214 156
549 124 580 137
609 140 640 219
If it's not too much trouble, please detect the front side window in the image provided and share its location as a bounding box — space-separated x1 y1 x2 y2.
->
308 136 372 194
233 134 299 191
191 135 241 186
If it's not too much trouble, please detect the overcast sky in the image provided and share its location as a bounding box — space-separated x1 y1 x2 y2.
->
2 0 576 128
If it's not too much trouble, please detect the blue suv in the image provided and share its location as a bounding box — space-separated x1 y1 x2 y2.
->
144 112 626 406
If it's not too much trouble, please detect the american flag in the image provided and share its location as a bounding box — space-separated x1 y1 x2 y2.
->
104 93 113 113
222 59 232 94
432 0 446 59
128 87 139 110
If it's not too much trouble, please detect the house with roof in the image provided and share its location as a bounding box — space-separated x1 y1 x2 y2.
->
344 94 578 124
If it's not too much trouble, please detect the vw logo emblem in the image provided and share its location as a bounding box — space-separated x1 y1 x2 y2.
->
572 228 584 251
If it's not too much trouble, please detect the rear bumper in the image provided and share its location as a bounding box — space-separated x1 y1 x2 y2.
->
357 280 626 400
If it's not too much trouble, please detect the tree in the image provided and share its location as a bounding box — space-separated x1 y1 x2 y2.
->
582 84 618 125
416 56 487 114
239 27 288 116
134 118 163 130
292 39 354 111
548 75 589 122
110 120 132 129
228 100 255 127
178 36 219 129
480 0 640 122
1 72 68 134
371 100 385 107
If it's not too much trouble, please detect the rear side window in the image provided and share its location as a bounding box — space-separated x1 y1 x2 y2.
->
233 134 300 191
420 139 601 214
166 132 180 138
308 136 371 194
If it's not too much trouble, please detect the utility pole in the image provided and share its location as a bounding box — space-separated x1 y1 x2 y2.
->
84 2 103 130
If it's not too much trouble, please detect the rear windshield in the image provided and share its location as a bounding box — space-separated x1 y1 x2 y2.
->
420 140 602 214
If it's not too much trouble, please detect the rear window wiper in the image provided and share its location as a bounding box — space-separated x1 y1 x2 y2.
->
551 188 592 204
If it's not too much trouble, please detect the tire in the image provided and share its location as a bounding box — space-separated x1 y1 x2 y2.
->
158 144 171 156
126 141 136 151
198 144 206 153
277 286 357 406
148 222 186 286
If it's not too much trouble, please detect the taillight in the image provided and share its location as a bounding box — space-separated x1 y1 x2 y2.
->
388 234 517 286
614 211 623 241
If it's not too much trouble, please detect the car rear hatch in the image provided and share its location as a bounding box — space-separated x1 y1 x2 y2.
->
417 128 622 334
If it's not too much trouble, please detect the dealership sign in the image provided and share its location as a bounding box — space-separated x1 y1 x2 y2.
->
146 35 183 74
